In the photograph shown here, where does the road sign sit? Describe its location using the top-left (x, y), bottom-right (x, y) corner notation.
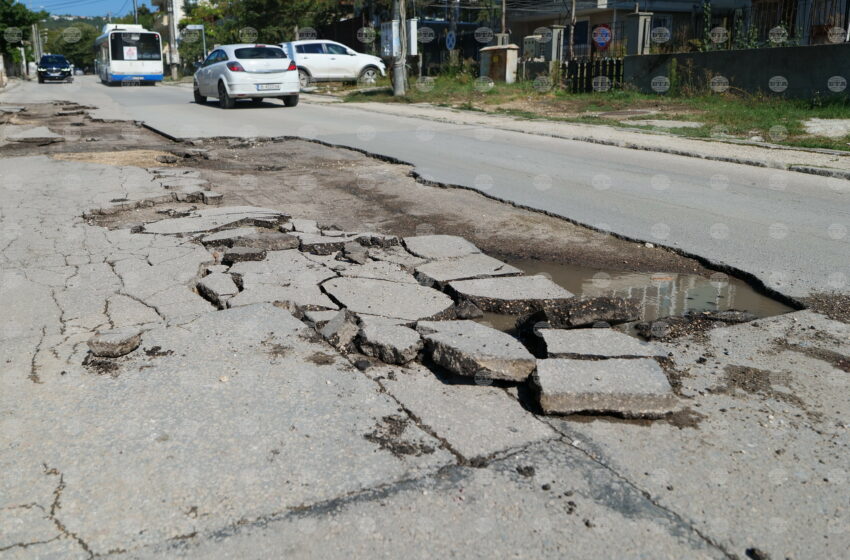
top-left (592, 24), bottom-right (612, 49)
top-left (186, 24), bottom-right (204, 30)
top-left (446, 30), bottom-right (456, 51)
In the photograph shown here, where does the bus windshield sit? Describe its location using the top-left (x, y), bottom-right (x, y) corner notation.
top-left (110, 32), bottom-right (161, 61)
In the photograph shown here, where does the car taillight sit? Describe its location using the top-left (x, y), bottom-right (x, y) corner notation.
top-left (287, 61), bottom-right (297, 71)
top-left (226, 61), bottom-right (245, 72)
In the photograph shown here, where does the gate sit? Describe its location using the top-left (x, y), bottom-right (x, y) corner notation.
top-left (562, 58), bottom-right (624, 93)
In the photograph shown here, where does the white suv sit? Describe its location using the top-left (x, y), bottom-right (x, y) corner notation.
top-left (193, 44), bottom-right (300, 109)
top-left (281, 40), bottom-right (386, 88)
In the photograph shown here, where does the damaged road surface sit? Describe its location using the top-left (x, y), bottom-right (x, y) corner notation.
top-left (1, 101), bottom-right (849, 560)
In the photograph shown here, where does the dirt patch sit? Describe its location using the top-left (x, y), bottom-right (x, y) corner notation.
top-left (179, 137), bottom-right (712, 275)
top-left (82, 353), bottom-right (121, 377)
top-left (721, 365), bottom-right (807, 410)
top-left (261, 336), bottom-right (292, 360)
top-left (363, 414), bottom-right (435, 457)
top-left (801, 293), bottom-right (850, 324)
top-left (306, 351), bottom-right (336, 365)
top-left (52, 149), bottom-right (173, 167)
top-left (777, 343), bottom-right (850, 374)
top-left (144, 346), bottom-right (173, 358)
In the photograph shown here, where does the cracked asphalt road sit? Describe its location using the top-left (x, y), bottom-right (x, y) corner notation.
top-left (3, 76), bottom-right (848, 298)
top-left (1, 93), bottom-right (849, 559)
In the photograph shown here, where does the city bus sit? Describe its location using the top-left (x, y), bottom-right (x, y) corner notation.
top-left (94, 24), bottom-right (163, 84)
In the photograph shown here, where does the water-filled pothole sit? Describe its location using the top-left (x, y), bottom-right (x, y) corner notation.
top-left (478, 258), bottom-right (794, 333)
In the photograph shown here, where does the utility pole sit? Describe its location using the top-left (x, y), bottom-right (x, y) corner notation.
top-left (392, 0), bottom-right (406, 95)
top-left (569, 0), bottom-right (576, 60)
top-left (501, 0), bottom-right (506, 35)
top-left (133, 0), bottom-right (138, 25)
top-left (167, 0), bottom-right (179, 80)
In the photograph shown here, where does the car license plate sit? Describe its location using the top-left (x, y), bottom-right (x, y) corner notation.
top-left (256, 84), bottom-right (280, 91)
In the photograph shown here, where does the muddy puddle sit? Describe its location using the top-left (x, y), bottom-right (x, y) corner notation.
top-left (478, 258), bottom-right (794, 334)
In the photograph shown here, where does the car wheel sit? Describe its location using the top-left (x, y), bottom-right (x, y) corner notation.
top-left (298, 69), bottom-right (311, 89)
top-left (193, 84), bottom-right (206, 104)
top-left (218, 82), bottom-right (235, 109)
top-left (38, 77), bottom-right (44, 84)
top-left (282, 95), bottom-right (299, 107)
top-left (358, 66), bottom-right (379, 86)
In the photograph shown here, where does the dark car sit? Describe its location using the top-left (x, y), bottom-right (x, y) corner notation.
top-left (37, 54), bottom-right (73, 83)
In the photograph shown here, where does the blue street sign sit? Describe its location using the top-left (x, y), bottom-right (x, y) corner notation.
top-left (446, 31), bottom-right (456, 50)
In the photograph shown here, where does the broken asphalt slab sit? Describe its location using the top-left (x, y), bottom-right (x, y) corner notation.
top-left (534, 358), bottom-right (677, 417)
top-left (323, 277), bottom-right (455, 321)
top-left (417, 320), bottom-right (536, 382)
top-left (449, 275), bottom-right (574, 314)
top-left (541, 328), bottom-right (666, 359)
top-left (141, 206), bottom-right (289, 235)
top-left (415, 253), bottom-right (522, 286)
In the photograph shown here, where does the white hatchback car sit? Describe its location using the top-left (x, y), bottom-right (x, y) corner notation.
top-left (193, 44), bottom-right (300, 109)
top-left (280, 40), bottom-right (386, 88)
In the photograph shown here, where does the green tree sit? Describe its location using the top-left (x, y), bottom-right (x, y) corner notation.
top-left (0, 0), bottom-right (47, 65)
top-left (45, 22), bottom-right (99, 70)
top-left (116, 4), bottom-right (156, 30)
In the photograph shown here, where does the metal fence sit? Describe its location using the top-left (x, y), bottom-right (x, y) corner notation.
top-left (563, 57), bottom-right (624, 94)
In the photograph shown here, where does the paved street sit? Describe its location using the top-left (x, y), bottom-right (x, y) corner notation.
top-left (1, 83), bottom-right (849, 560)
top-left (3, 76), bottom-right (848, 299)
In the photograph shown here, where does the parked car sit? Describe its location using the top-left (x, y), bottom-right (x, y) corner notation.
top-left (280, 40), bottom-right (385, 88)
top-left (37, 54), bottom-right (73, 83)
top-left (193, 44), bottom-right (300, 109)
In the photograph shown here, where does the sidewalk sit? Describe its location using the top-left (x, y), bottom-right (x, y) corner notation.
top-left (324, 98), bottom-right (850, 178)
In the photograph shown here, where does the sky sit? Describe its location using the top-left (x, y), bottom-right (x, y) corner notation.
top-left (24, 0), bottom-right (154, 18)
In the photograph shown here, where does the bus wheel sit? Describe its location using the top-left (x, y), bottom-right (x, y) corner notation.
top-left (218, 82), bottom-right (235, 109)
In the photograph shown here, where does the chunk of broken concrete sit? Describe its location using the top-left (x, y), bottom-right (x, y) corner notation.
top-left (367, 245), bottom-right (427, 271)
top-left (403, 235), bottom-right (480, 260)
top-left (143, 206), bottom-right (288, 235)
top-left (416, 320), bottom-right (536, 382)
top-left (333, 260), bottom-right (418, 284)
top-left (291, 218), bottom-right (320, 234)
top-left (518, 297), bottom-right (642, 333)
top-left (323, 277), bottom-right (454, 321)
top-left (197, 272), bottom-right (239, 308)
top-left (454, 299), bottom-right (484, 319)
top-left (222, 246), bottom-right (267, 266)
top-left (87, 327), bottom-right (142, 358)
top-left (303, 309), bottom-right (340, 328)
top-left (295, 232), bottom-right (360, 255)
top-left (534, 358), bottom-right (676, 418)
top-left (201, 227), bottom-right (258, 247)
top-left (6, 126), bottom-right (65, 144)
top-left (449, 276), bottom-right (574, 314)
top-left (355, 232), bottom-right (400, 248)
top-left (227, 284), bottom-right (338, 311)
top-left (238, 232), bottom-right (299, 251)
top-left (540, 329), bottom-right (665, 359)
top-left (320, 309), bottom-right (360, 352)
top-left (415, 253), bottom-right (522, 286)
top-left (342, 241), bottom-right (369, 265)
top-left (358, 323), bottom-right (423, 365)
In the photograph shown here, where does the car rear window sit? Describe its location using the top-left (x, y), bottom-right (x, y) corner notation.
top-left (234, 47), bottom-right (287, 59)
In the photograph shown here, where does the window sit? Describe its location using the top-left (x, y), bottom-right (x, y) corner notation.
top-left (295, 43), bottom-right (325, 54)
top-left (110, 32), bottom-right (161, 61)
top-left (325, 43), bottom-right (348, 55)
top-left (234, 47), bottom-right (287, 59)
top-left (202, 50), bottom-right (222, 67)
